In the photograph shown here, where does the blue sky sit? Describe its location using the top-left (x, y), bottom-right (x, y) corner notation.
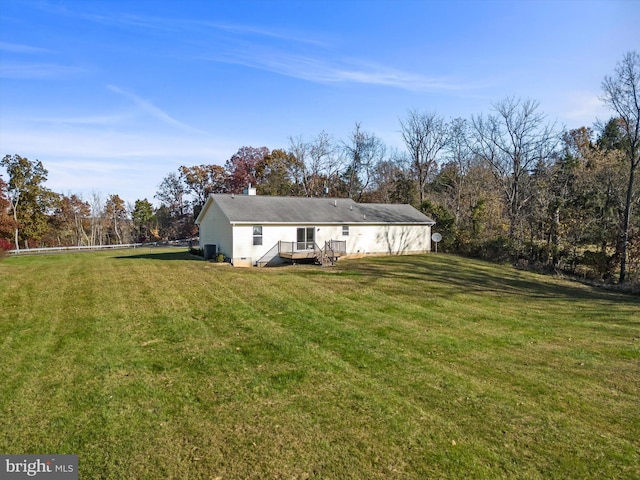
top-left (1, 0), bottom-right (638, 205)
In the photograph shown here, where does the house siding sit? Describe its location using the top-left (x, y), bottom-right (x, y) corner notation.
top-left (343, 224), bottom-right (431, 255)
top-left (198, 201), bottom-right (233, 259)
top-left (218, 223), bottom-right (431, 266)
top-left (231, 224), bottom-right (270, 266)
top-left (231, 225), bottom-right (305, 266)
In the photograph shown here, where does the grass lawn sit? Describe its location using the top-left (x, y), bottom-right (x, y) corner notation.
top-left (0, 249), bottom-right (638, 479)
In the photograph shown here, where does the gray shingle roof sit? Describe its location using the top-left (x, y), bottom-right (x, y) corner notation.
top-left (201, 194), bottom-right (435, 225)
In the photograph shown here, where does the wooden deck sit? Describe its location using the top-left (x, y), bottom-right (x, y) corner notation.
top-left (278, 250), bottom-right (318, 260)
top-left (256, 240), bottom-right (347, 267)
top-left (278, 240), bottom-right (347, 265)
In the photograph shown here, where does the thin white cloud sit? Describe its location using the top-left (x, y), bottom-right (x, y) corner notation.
top-left (25, 3), bottom-right (464, 92)
top-left (0, 125), bottom-right (235, 203)
top-left (42, 158), bottom-right (166, 204)
top-left (34, 2), bottom-right (326, 46)
top-left (106, 85), bottom-right (205, 133)
top-left (48, 159), bottom-right (137, 174)
top-left (33, 2), bottom-right (322, 49)
top-left (333, 64), bottom-right (461, 91)
top-left (0, 63), bottom-right (88, 79)
top-left (209, 49), bottom-right (468, 92)
top-left (201, 21), bottom-right (328, 47)
top-left (0, 125), bottom-right (232, 161)
top-left (563, 92), bottom-right (607, 120)
top-left (548, 90), bottom-right (609, 128)
top-left (0, 42), bottom-right (52, 54)
top-left (31, 113), bottom-right (135, 127)
top-left (29, 3), bottom-right (450, 91)
top-left (31, 2), bottom-right (179, 33)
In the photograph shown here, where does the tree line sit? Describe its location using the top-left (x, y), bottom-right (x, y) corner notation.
top-left (1, 52), bottom-right (638, 285)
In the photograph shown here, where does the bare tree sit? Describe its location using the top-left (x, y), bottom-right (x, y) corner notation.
top-left (89, 191), bottom-right (105, 246)
top-left (288, 135), bottom-right (310, 193)
top-left (442, 117), bottom-right (473, 223)
top-left (471, 97), bottom-right (558, 247)
top-left (341, 122), bottom-right (386, 200)
top-left (369, 149), bottom-right (408, 203)
top-left (601, 51), bottom-right (640, 283)
top-left (290, 131), bottom-right (341, 197)
top-left (399, 110), bottom-right (448, 204)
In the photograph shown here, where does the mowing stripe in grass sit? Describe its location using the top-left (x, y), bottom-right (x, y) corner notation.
top-left (1, 250), bottom-right (638, 479)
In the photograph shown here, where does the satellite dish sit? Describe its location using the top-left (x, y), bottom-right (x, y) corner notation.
top-left (431, 232), bottom-right (442, 253)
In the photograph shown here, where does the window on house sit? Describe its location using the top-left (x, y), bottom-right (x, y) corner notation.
top-left (296, 227), bottom-right (315, 250)
top-left (253, 226), bottom-right (263, 246)
top-left (342, 225), bottom-right (349, 236)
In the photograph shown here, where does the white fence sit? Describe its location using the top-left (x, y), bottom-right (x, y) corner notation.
top-left (7, 241), bottom-right (192, 255)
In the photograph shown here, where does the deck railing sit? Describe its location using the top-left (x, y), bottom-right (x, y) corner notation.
top-left (326, 240), bottom-right (347, 254)
top-left (278, 241), bottom-right (295, 254)
top-left (257, 239), bottom-right (347, 267)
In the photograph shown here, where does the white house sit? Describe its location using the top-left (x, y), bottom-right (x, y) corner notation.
top-left (195, 190), bottom-right (436, 267)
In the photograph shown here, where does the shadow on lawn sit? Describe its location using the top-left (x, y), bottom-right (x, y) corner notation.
top-left (115, 250), bottom-right (202, 261)
top-left (336, 255), bottom-right (640, 305)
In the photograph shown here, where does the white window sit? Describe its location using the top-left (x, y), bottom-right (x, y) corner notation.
top-left (342, 225), bottom-right (349, 236)
top-left (253, 226), bottom-right (263, 246)
top-left (296, 227), bottom-right (315, 250)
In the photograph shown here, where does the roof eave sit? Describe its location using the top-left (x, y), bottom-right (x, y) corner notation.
top-left (229, 221), bottom-right (436, 226)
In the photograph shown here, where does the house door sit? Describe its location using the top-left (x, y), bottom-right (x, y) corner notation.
top-left (296, 227), bottom-right (315, 250)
